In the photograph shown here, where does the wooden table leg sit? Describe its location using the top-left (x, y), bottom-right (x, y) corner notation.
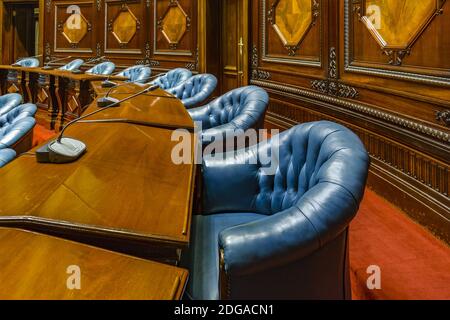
top-left (36, 74), bottom-right (57, 129)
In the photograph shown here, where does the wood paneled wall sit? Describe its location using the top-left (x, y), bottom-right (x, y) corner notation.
top-left (250, 0), bottom-right (450, 243)
top-left (42, 0), bottom-right (203, 72)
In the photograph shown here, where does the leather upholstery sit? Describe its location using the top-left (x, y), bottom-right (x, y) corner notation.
top-left (0, 148), bottom-right (16, 168)
top-left (150, 68), bottom-right (192, 90)
top-left (0, 93), bottom-right (23, 117)
top-left (86, 62), bottom-right (115, 75)
top-left (166, 74), bottom-right (217, 108)
top-left (0, 103), bottom-right (37, 149)
top-left (182, 121), bottom-right (370, 299)
top-left (59, 59), bottom-right (84, 71)
top-left (117, 65), bottom-right (151, 84)
top-left (15, 58), bottom-right (40, 67)
top-left (188, 86), bottom-right (269, 147)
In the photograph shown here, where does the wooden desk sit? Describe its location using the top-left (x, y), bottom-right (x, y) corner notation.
top-left (0, 65), bottom-right (36, 101)
top-left (0, 228), bottom-right (188, 300)
top-left (0, 86), bottom-right (196, 263)
top-left (0, 65), bottom-right (127, 130)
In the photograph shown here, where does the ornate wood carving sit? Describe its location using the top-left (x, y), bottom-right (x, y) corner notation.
top-left (436, 110), bottom-right (450, 127)
top-left (251, 45), bottom-right (271, 80)
top-left (311, 47), bottom-right (358, 99)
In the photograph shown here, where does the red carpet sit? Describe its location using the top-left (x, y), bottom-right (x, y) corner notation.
top-left (32, 124), bottom-right (57, 147)
top-left (350, 188), bottom-right (450, 300)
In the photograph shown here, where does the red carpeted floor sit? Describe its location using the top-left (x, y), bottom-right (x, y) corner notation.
top-left (350, 189), bottom-right (450, 300)
top-left (31, 125), bottom-right (450, 300)
top-left (32, 124), bottom-right (57, 147)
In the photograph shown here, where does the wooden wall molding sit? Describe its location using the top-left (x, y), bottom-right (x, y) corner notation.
top-left (251, 79), bottom-right (450, 143)
top-left (311, 47), bottom-right (359, 98)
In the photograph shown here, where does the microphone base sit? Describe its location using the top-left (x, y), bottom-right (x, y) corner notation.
top-left (42, 66), bottom-right (55, 70)
top-left (101, 80), bottom-right (117, 88)
top-left (36, 137), bottom-right (86, 164)
top-left (71, 69), bottom-right (84, 74)
top-left (97, 97), bottom-right (120, 108)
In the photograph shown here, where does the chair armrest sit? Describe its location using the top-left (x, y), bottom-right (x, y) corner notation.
top-left (218, 181), bottom-right (361, 277)
top-left (201, 146), bottom-right (261, 214)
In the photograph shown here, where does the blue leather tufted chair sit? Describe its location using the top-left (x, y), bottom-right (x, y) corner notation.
top-left (117, 65), bottom-right (151, 84)
top-left (86, 62), bottom-right (116, 75)
top-left (59, 59), bottom-right (84, 71)
top-left (0, 103), bottom-right (37, 151)
top-left (14, 58), bottom-right (40, 67)
top-left (0, 148), bottom-right (16, 168)
top-left (150, 68), bottom-right (192, 90)
top-left (166, 74), bottom-right (217, 108)
top-left (183, 121), bottom-right (370, 300)
top-left (188, 86), bottom-right (269, 148)
top-left (0, 93), bottom-right (23, 117)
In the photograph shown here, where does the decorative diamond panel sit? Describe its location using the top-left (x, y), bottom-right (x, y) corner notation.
top-left (62, 13), bottom-right (89, 44)
top-left (273, 0), bottom-right (313, 47)
top-left (112, 9), bottom-right (138, 44)
top-left (362, 0), bottom-right (438, 48)
top-left (160, 2), bottom-right (188, 46)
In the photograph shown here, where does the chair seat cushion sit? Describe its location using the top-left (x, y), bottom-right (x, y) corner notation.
top-left (183, 212), bottom-right (266, 300)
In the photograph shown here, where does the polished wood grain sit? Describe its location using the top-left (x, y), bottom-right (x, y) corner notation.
top-left (0, 228), bottom-right (188, 300)
top-left (0, 87), bottom-right (196, 261)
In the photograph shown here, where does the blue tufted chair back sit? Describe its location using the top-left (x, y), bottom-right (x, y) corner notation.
top-left (59, 59), bottom-right (84, 71)
top-left (203, 121), bottom-right (369, 219)
top-left (0, 103), bottom-right (37, 125)
top-left (167, 74), bottom-right (217, 108)
top-left (150, 68), bottom-right (192, 90)
top-left (117, 65), bottom-right (151, 83)
top-left (0, 93), bottom-right (23, 117)
top-left (15, 58), bottom-right (40, 67)
top-left (188, 86), bottom-right (269, 147)
top-left (86, 62), bottom-right (115, 75)
top-left (0, 104), bottom-right (36, 149)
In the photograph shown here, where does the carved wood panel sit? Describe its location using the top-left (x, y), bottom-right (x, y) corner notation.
top-left (53, 1), bottom-right (95, 53)
top-left (43, 0), bottom-right (200, 70)
top-left (346, 0), bottom-right (450, 82)
top-left (154, 0), bottom-right (197, 58)
top-left (104, 0), bottom-right (145, 55)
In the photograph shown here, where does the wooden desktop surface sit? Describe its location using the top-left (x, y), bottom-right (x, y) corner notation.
top-left (0, 228), bottom-right (188, 300)
top-left (0, 65), bottom-right (128, 81)
top-left (0, 86), bottom-right (196, 261)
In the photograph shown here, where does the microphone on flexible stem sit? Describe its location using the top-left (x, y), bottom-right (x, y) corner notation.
top-left (12, 54), bottom-right (43, 67)
top-left (71, 56), bottom-right (107, 74)
top-left (35, 84), bottom-right (160, 164)
top-left (42, 56), bottom-right (73, 70)
top-left (97, 79), bottom-right (154, 108)
top-left (101, 64), bottom-right (152, 88)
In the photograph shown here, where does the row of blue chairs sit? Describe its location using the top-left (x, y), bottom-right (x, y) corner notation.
top-left (0, 94), bottom-right (37, 167)
top-left (15, 58), bottom-right (220, 109)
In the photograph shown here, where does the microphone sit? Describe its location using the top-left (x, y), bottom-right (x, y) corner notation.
top-left (42, 56), bottom-right (73, 70)
top-left (100, 64), bottom-right (152, 88)
top-left (12, 54), bottom-right (43, 67)
top-left (97, 79), bottom-right (156, 108)
top-left (35, 84), bottom-right (160, 164)
top-left (71, 56), bottom-right (107, 74)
